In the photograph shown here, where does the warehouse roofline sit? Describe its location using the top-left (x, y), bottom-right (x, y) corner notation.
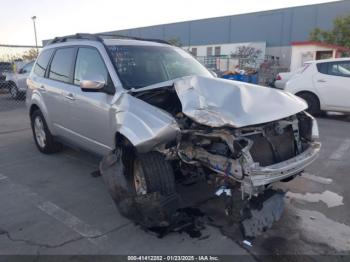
top-left (104, 0), bottom-right (344, 33)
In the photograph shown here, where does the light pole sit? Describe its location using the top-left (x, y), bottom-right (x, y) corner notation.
top-left (31, 16), bottom-right (38, 54)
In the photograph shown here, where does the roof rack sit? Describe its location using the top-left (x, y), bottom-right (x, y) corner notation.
top-left (47, 33), bottom-right (171, 46)
top-left (47, 33), bottom-right (103, 45)
top-left (97, 33), bottom-right (171, 45)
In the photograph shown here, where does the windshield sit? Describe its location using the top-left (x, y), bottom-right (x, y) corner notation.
top-left (107, 45), bottom-right (212, 89)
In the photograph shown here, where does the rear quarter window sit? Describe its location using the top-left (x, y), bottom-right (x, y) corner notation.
top-left (316, 62), bottom-right (328, 74)
top-left (34, 49), bottom-right (54, 77)
top-left (316, 61), bottom-right (350, 77)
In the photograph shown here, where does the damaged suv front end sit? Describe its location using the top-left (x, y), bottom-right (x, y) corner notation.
top-left (102, 41), bottom-right (321, 237)
top-left (127, 76), bottom-right (320, 196)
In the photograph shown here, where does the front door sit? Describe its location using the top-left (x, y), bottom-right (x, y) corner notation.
top-left (63, 47), bottom-right (115, 155)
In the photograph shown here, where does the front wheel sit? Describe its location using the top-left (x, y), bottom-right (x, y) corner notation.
top-left (101, 150), bottom-right (179, 228)
top-left (297, 93), bottom-right (320, 115)
top-left (30, 110), bottom-right (62, 154)
top-left (132, 152), bottom-right (177, 196)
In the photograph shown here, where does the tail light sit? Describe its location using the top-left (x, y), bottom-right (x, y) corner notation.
top-left (276, 74), bottom-right (282, 81)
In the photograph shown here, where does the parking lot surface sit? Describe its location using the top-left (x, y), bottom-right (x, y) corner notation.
top-left (1, 94), bottom-right (350, 259)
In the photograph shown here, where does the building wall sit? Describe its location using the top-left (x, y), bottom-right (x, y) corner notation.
top-left (290, 45), bottom-right (335, 71)
top-left (184, 42), bottom-right (266, 58)
top-left (105, 1), bottom-right (350, 48)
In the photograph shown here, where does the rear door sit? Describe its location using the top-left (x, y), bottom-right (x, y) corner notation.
top-left (45, 47), bottom-right (77, 136)
top-left (314, 60), bottom-right (350, 111)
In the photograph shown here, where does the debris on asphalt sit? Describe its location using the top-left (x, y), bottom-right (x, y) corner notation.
top-left (240, 189), bottom-right (285, 238)
top-left (243, 240), bottom-right (253, 247)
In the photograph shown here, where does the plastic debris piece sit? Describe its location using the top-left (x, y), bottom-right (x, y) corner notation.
top-left (243, 240), bottom-right (253, 247)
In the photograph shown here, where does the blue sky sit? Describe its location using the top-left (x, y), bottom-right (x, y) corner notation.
top-left (0, 0), bottom-right (341, 45)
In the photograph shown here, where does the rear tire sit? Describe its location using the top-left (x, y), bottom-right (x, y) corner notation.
top-left (30, 109), bottom-right (62, 154)
top-left (297, 92), bottom-right (320, 115)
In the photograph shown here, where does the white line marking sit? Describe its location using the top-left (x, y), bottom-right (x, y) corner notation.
top-left (286, 190), bottom-right (344, 208)
top-left (301, 172), bottom-right (333, 185)
top-left (0, 174), bottom-right (8, 181)
top-left (330, 139), bottom-right (350, 160)
top-left (37, 201), bottom-right (107, 244)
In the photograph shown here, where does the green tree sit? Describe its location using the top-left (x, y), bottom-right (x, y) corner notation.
top-left (310, 15), bottom-right (350, 48)
top-left (22, 48), bottom-right (39, 61)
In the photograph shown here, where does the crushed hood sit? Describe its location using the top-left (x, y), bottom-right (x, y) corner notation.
top-left (173, 76), bottom-right (307, 128)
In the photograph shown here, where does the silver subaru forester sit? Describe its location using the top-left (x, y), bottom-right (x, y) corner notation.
top-left (27, 34), bottom-right (320, 236)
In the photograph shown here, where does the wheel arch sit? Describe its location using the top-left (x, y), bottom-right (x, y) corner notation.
top-left (29, 104), bottom-right (40, 117)
top-left (28, 100), bottom-right (54, 135)
top-left (295, 91), bottom-right (321, 108)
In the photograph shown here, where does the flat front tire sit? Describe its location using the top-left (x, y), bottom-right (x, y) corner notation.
top-left (30, 110), bottom-right (61, 154)
top-left (132, 152), bottom-right (177, 196)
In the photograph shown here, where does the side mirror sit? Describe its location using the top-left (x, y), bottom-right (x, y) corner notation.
top-left (80, 75), bottom-right (106, 92)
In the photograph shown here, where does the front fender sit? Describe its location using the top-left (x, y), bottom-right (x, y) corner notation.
top-left (114, 93), bottom-right (180, 153)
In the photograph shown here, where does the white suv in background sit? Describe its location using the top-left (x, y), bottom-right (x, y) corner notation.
top-left (284, 58), bottom-right (350, 115)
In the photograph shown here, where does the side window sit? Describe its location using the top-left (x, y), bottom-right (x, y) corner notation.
top-left (317, 61), bottom-right (350, 77)
top-left (74, 47), bottom-right (109, 86)
top-left (328, 61), bottom-right (350, 77)
top-left (49, 48), bottom-right (75, 83)
top-left (33, 49), bottom-right (54, 77)
top-left (316, 62), bottom-right (328, 74)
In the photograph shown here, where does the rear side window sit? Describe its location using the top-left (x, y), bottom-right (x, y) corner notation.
top-left (316, 62), bottom-right (328, 74)
top-left (329, 61), bottom-right (350, 77)
top-left (317, 61), bottom-right (350, 77)
top-left (34, 49), bottom-right (54, 77)
top-left (49, 48), bottom-right (75, 83)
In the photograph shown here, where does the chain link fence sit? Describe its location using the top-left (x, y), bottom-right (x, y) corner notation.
top-left (196, 56), bottom-right (288, 86)
top-left (0, 44), bottom-right (41, 112)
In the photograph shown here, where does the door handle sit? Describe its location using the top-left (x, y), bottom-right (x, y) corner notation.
top-left (317, 79), bottom-right (327, 83)
top-left (64, 93), bottom-right (75, 100)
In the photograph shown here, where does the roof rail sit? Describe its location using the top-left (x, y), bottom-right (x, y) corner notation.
top-left (96, 33), bottom-right (171, 45)
top-left (47, 33), bottom-right (103, 45)
top-left (46, 33), bottom-right (171, 46)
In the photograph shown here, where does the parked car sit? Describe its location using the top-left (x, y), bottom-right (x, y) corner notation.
top-left (6, 61), bottom-right (34, 99)
top-left (0, 62), bottom-right (12, 89)
top-left (26, 34), bottom-right (321, 237)
top-left (283, 58), bottom-right (350, 114)
top-left (274, 62), bottom-right (311, 89)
